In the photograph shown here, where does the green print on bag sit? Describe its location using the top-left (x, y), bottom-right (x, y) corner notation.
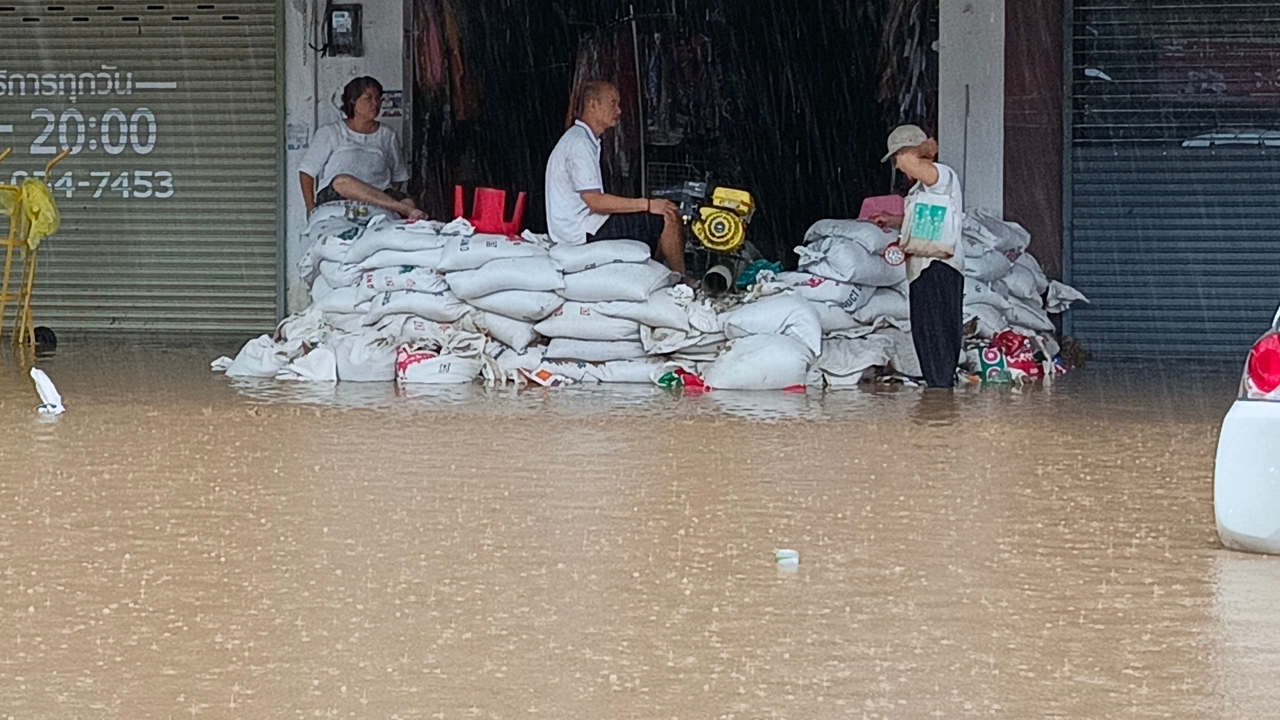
top-left (909, 201), bottom-right (948, 244)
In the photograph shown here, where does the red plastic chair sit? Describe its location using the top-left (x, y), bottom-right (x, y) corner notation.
top-left (453, 186), bottom-right (527, 236)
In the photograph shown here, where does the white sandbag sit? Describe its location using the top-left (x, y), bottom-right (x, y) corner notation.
top-left (344, 218), bottom-right (448, 264)
top-left (318, 260), bottom-right (363, 289)
top-left (641, 325), bottom-right (727, 357)
top-left (810, 301), bottom-right (860, 334)
top-left (968, 208), bottom-right (1031, 255)
top-left (774, 271), bottom-right (863, 306)
top-left (796, 235), bottom-right (906, 287)
top-left (963, 277), bottom-right (1012, 311)
top-left (1006, 298), bottom-right (1055, 333)
top-left (307, 203), bottom-right (395, 228)
top-left (395, 333), bottom-right (486, 385)
top-left (466, 290), bottom-right (563, 322)
top-left (1003, 264), bottom-right (1040, 301)
top-left (333, 333), bottom-right (397, 383)
top-left (364, 289), bottom-right (469, 324)
top-left (438, 234), bottom-right (548, 272)
top-left (485, 342), bottom-right (546, 382)
top-left (963, 237), bottom-right (1013, 283)
top-left (559, 260), bottom-right (679, 303)
top-left (1014, 252), bottom-right (1050, 295)
top-left (324, 313), bottom-right (366, 335)
top-left (310, 274), bottom-right (336, 304)
top-left (851, 285), bottom-right (910, 325)
top-left (310, 221), bottom-right (362, 264)
top-left (803, 218), bottom-right (898, 252)
top-left (225, 335), bottom-right (293, 378)
top-left (477, 311), bottom-right (539, 351)
top-left (964, 304), bottom-right (1007, 340)
top-left (551, 239), bottom-right (652, 273)
top-left (545, 338), bottom-right (648, 363)
top-left (534, 303), bottom-right (642, 341)
top-left (702, 334), bottom-right (814, 390)
top-left (591, 288), bottom-right (690, 331)
top-left (445, 256), bottom-right (564, 300)
top-left (819, 334), bottom-right (894, 386)
top-left (536, 357), bottom-right (669, 384)
top-left (276, 346), bottom-right (338, 383)
top-left (359, 247), bottom-right (445, 271)
top-left (356, 266), bottom-right (448, 302)
top-left (313, 286), bottom-right (365, 315)
top-left (721, 293), bottom-right (823, 355)
top-left (880, 328), bottom-right (923, 378)
top-left (373, 315), bottom-right (454, 347)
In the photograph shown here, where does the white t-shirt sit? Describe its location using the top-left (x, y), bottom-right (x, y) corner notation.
top-left (545, 120), bottom-right (609, 245)
top-left (299, 122), bottom-right (410, 192)
top-left (904, 162), bottom-right (965, 281)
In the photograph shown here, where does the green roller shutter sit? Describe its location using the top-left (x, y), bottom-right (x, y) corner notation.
top-left (0, 0), bottom-right (280, 334)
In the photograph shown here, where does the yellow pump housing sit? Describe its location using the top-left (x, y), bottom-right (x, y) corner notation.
top-left (691, 187), bottom-right (755, 254)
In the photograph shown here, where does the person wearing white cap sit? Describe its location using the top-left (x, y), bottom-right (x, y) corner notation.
top-left (871, 125), bottom-right (966, 389)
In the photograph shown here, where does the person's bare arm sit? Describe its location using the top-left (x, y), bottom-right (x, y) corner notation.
top-left (580, 191), bottom-right (650, 215)
top-left (300, 172), bottom-right (318, 215)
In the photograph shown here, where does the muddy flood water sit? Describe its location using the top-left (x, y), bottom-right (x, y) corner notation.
top-left (0, 343), bottom-right (1275, 719)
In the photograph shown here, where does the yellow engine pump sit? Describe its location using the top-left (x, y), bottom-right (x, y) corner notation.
top-left (690, 187), bottom-right (755, 254)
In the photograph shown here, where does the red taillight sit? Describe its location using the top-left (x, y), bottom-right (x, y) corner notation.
top-left (1246, 332), bottom-right (1280, 397)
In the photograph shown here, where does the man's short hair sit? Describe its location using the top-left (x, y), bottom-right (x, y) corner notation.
top-left (576, 80), bottom-right (617, 119)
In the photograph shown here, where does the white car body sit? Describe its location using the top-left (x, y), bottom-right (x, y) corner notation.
top-left (1215, 306), bottom-right (1280, 554)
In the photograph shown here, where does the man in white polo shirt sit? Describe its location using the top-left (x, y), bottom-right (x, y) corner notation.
top-left (544, 80), bottom-right (685, 275)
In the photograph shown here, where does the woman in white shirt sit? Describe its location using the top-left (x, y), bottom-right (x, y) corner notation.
top-left (299, 76), bottom-right (424, 220)
top-left (872, 125), bottom-right (966, 389)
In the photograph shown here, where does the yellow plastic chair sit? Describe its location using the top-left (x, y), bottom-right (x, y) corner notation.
top-left (0, 148), bottom-right (69, 346)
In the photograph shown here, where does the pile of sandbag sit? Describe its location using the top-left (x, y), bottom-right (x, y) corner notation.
top-left (214, 201), bottom-right (1089, 393)
top-left (960, 208), bottom-right (1088, 345)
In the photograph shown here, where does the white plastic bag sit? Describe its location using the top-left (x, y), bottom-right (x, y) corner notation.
top-left (702, 334), bottom-right (815, 390)
top-left (851, 285), bottom-right (910, 325)
top-left (356, 266), bottom-right (448, 302)
top-left (466, 290), bottom-right (563, 322)
top-left (559, 260), bottom-right (679, 303)
top-left (364, 289), bottom-right (469, 324)
top-left (478, 311), bottom-right (539, 351)
top-left (592, 288), bottom-right (691, 330)
top-left (721, 293), bottom-right (823, 355)
top-left (445, 256), bottom-right (564, 299)
top-left (1046, 280), bottom-right (1088, 314)
top-left (438, 234), bottom-right (548, 272)
top-left (225, 335), bottom-right (293, 378)
top-left (333, 333), bottom-right (397, 382)
top-left (534, 302), bottom-right (642, 341)
top-left (276, 346), bottom-right (338, 382)
top-left (545, 338), bottom-right (648, 362)
top-left (551, 239), bottom-right (652, 273)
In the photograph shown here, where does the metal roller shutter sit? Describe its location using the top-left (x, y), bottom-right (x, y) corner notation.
top-left (1068, 1), bottom-right (1280, 358)
top-left (0, 0), bottom-right (280, 334)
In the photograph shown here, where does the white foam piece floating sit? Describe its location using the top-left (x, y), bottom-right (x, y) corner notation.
top-left (31, 368), bottom-right (64, 415)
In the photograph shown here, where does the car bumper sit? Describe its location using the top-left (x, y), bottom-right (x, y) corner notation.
top-left (1216, 399), bottom-right (1280, 553)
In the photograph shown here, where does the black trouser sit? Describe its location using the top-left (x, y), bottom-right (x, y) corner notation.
top-left (909, 261), bottom-right (964, 389)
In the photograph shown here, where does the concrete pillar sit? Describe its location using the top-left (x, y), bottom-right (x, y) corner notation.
top-left (938, 0), bottom-right (1005, 214)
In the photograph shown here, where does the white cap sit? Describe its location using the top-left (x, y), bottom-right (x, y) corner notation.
top-left (882, 124), bottom-right (928, 162)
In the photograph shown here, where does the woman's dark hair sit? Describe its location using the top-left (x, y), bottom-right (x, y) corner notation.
top-left (340, 76), bottom-right (383, 119)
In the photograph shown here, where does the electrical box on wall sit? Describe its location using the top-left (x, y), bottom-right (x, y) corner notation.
top-left (326, 3), bottom-right (363, 57)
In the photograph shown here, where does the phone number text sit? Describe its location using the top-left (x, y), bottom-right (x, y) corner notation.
top-left (10, 170), bottom-right (174, 199)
